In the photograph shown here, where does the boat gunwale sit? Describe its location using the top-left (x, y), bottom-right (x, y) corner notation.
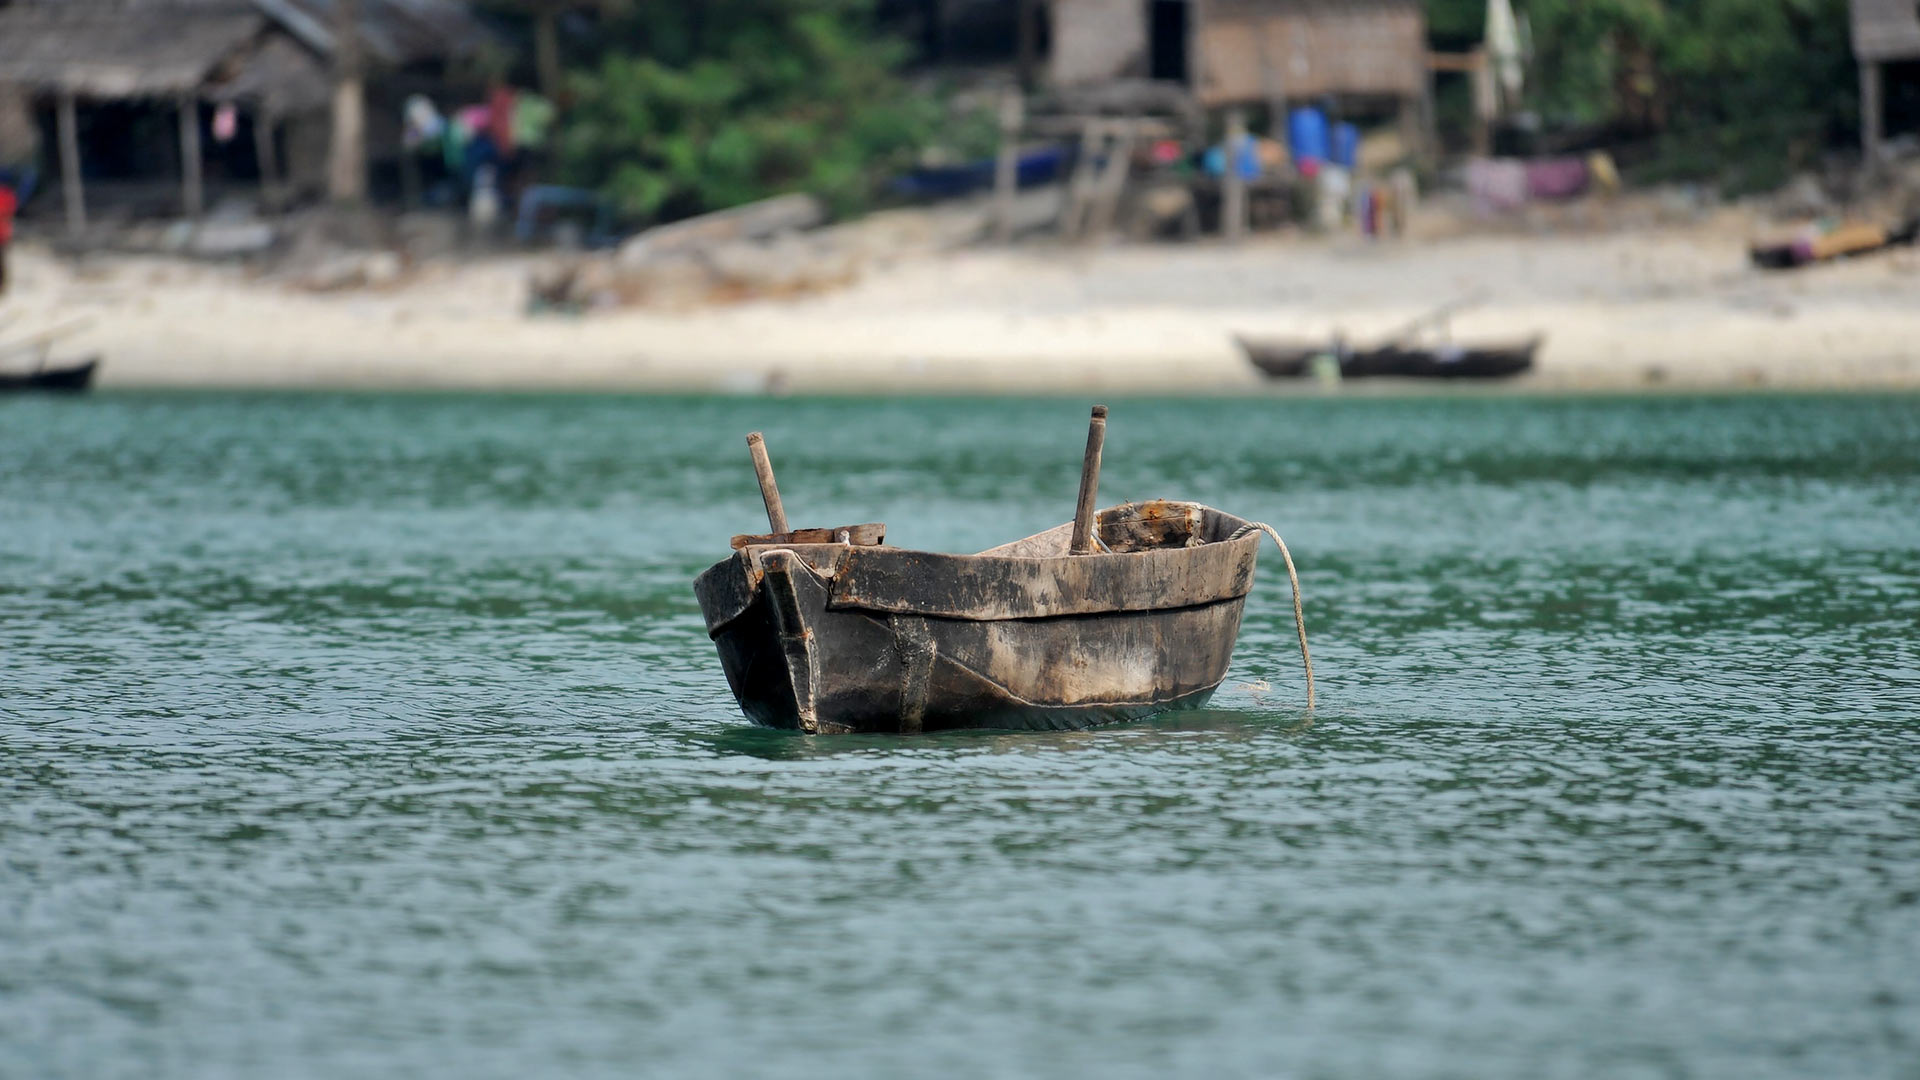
top-left (694, 501), bottom-right (1260, 636)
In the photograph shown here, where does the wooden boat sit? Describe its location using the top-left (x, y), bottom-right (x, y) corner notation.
top-left (1749, 217), bottom-right (1919, 270)
top-left (0, 354), bottom-right (99, 393)
top-left (1237, 334), bottom-right (1540, 380)
top-left (693, 409), bottom-right (1313, 734)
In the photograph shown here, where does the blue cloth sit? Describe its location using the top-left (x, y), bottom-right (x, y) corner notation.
top-left (1202, 136), bottom-right (1260, 180)
top-left (1332, 123), bottom-right (1360, 169)
top-left (0, 165), bottom-right (39, 204)
top-left (1288, 107), bottom-right (1329, 165)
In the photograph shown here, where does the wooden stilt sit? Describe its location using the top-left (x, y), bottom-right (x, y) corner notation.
top-left (179, 93), bottom-right (203, 218)
top-left (992, 88), bottom-right (1024, 244)
top-left (1861, 61), bottom-right (1884, 169)
top-left (253, 106), bottom-right (281, 212)
top-left (1222, 107), bottom-right (1247, 243)
top-left (57, 91), bottom-right (85, 237)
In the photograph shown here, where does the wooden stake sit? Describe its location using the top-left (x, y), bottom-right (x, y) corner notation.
top-left (1069, 405), bottom-right (1108, 555)
top-left (746, 432), bottom-right (789, 534)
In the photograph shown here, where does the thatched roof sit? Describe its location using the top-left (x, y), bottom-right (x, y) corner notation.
top-left (0, 7), bottom-right (267, 96)
top-left (0, 0), bottom-right (495, 99)
top-left (206, 34), bottom-right (332, 113)
top-left (1853, 0), bottom-right (1920, 62)
top-left (255, 0), bottom-right (496, 67)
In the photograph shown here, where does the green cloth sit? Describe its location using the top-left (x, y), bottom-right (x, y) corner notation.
top-left (512, 94), bottom-right (558, 151)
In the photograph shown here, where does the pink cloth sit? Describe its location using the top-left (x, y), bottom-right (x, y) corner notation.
top-left (1525, 157), bottom-right (1590, 200)
top-left (1467, 158), bottom-right (1528, 213)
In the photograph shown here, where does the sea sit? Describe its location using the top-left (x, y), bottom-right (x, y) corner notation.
top-left (4, 391), bottom-right (1917, 1078)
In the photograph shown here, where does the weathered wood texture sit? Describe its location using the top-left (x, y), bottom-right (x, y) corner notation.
top-left (1069, 405), bottom-right (1108, 555)
top-left (1195, 0), bottom-right (1428, 104)
top-left (1852, 0), bottom-right (1920, 61)
top-left (618, 193), bottom-right (824, 265)
top-left (1050, 0), bottom-right (1151, 86)
top-left (730, 523), bottom-right (885, 552)
top-left (694, 502), bottom-right (1264, 734)
top-left (744, 432), bottom-right (789, 534)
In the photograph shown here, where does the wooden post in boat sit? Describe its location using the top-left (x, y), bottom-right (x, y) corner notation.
top-left (1068, 405), bottom-right (1108, 555)
top-left (745, 432), bottom-right (790, 534)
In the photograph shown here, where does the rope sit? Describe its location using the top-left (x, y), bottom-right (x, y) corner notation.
top-left (1229, 522), bottom-right (1315, 710)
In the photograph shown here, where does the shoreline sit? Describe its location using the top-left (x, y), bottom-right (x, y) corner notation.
top-left (6, 216), bottom-right (1918, 394)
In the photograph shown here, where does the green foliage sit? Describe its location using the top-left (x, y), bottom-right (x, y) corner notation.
top-left (559, 1), bottom-right (938, 221)
top-left (1473, 0), bottom-right (1858, 192)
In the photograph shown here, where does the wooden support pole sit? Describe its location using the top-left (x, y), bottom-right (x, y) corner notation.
top-left (746, 432), bottom-right (790, 535)
top-left (253, 107), bottom-right (281, 212)
top-left (1861, 61), bottom-right (1884, 169)
top-left (534, 5), bottom-right (564, 101)
top-left (992, 88), bottom-right (1024, 244)
top-left (57, 91), bottom-right (85, 237)
top-left (1068, 405), bottom-right (1108, 556)
top-left (327, 0), bottom-right (367, 204)
top-left (1470, 49), bottom-right (1495, 157)
top-left (179, 94), bottom-right (203, 218)
top-left (1015, 0), bottom-right (1039, 91)
top-left (1222, 107), bottom-right (1247, 243)
top-left (1061, 121), bottom-right (1101, 239)
top-left (1086, 118), bottom-right (1136, 241)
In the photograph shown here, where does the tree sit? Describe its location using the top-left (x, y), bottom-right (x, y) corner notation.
top-left (1435, 0), bottom-right (1858, 191)
top-left (558, 0), bottom-right (936, 220)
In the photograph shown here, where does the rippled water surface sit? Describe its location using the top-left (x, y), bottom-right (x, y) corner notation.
top-left (4, 392), bottom-right (1919, 1078)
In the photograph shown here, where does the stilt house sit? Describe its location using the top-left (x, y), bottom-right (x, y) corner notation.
top-left (1852, 0), bottom-right (1920, 161)
top-left (0, 0), bottom-right (494, 232)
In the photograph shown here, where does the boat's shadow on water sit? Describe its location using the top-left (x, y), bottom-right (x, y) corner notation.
top-left (698, 706), bottom-right (1317, 761)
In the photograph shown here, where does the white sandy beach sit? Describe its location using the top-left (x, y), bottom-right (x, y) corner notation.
top-left (5, 208), bottom-right (1919, 393)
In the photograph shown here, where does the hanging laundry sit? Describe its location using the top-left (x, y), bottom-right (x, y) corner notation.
top-left (487, 85), bottom-right (517, 158)
top-left (1485, 0), bottom-right (1524, 112)
top-left (511, 93), bottom-right (557, 151)
top-left (403, 94), bottom-right (445, 150)
top-left (212, 103), bottom-right (238, 143)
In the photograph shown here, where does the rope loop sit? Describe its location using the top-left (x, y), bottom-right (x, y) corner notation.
top-left (1229, 522), bottom-right (1315, 710)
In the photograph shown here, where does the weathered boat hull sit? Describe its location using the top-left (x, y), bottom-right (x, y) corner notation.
top-left (0, 356), bottom-right (99, 394)
top-left (1236, 336), bottom-right (1539, 380)
top-left (694, 502), bottom-right (1262, 734)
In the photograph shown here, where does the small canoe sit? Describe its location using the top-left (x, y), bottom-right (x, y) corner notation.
top-left (1237, 335), bottom-right (1540, 380)
top-left (0, 355), bottom-right (99, 393)
top-left (693, 409), bottom-right (1312, 734)
top-left (1750, 218), bottom-right (1918, 270)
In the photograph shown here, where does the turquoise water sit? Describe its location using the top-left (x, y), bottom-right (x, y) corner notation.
top-left (4, 392), bottom-right (1918, 1078)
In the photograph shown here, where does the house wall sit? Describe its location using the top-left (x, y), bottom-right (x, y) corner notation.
top-left (1852, 0), bottom-right (1920, 62)
top-left (1193, 0), bottom-right (1426, 104)
top-left (282, 109), bottom-right (330, 200)
top-left (0, 85), bottom-right (36, 164)
top-left (1049, 0), bottom-right (1149, 86)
